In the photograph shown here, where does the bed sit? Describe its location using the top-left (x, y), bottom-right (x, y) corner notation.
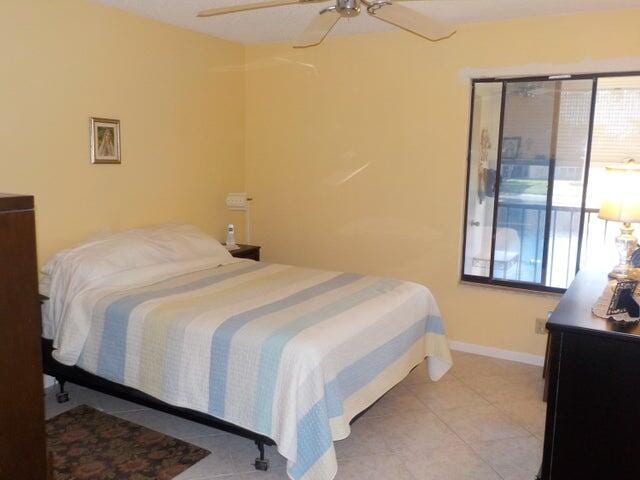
top-left (41, 224), bottom-right (452, 480)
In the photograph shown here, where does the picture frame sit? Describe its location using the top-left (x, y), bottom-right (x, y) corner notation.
top-left (501, 137), bottom-right (521, 160)
top-left (90, 117), bottom-right (121, 164)
top-left (607, 280), bottom-right (640, 318)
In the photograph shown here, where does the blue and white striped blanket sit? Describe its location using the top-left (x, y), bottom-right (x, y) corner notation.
top-left (55, 260), bottom-right (452, 480)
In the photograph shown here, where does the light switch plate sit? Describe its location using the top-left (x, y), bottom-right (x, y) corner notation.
top-left (226, 192), bottom-right (248, 211)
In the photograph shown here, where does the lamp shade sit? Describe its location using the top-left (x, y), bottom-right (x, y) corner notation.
top-left (598, 159), bottom-right (640, 223)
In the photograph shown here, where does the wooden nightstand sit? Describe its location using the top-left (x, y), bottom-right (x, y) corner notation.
top-left (227, 244), bottom-right (261, 261)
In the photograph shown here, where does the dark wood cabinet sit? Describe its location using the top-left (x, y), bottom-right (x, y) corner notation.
top-left (0, 194), bottom-right (47, 480)
top-left (541, 270), bottom-right (640, 479)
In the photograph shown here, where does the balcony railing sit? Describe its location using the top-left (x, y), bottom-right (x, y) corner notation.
top-left (494, 202), bottom-right (613, 289)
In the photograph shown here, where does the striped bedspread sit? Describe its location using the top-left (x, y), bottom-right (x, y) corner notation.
top-left (70, 260), bottom-right (452, 480)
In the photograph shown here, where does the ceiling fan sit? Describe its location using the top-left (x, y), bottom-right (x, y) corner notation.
top-left (197, 0), bottom-right (456, 48)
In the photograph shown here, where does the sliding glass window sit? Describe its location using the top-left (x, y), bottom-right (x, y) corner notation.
top-left (462, 73), bottom-right (640, 292)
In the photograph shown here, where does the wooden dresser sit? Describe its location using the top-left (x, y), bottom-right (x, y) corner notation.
top-left (0, 194), bottom-right (48, 479)
top-left (541, 269), bottom-right (640, 479)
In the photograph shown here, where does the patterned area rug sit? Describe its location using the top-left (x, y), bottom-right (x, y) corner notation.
top-left (47, 405), bottom-right (210, 480)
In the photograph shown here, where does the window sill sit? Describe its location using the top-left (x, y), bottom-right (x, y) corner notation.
top-left (460, 276), bottom-right (565, 297)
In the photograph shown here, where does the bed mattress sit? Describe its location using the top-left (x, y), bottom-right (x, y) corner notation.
top-left (48, 259), bottom-right (451, 480)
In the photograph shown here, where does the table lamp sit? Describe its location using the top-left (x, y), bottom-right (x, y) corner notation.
top-left (598, 159), bottom-right (640, 279)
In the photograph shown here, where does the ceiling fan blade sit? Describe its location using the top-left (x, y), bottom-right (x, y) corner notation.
top-left (198, 0), bottom-right (300, 17)
top-left (366, 2), bottom-right (455, 41)
top-left (293, 8), bottom-right (341, 48)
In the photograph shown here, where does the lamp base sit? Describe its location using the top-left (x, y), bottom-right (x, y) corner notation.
top-left (608, 223), bottom-right (640, 280)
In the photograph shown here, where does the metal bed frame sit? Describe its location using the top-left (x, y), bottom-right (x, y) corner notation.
top-left (42, 338), bottom-right (380, 471)
top-left (41, 337), bottom-right (275, 470)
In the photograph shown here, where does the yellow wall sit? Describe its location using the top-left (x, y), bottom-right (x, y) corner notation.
top-left (244, 9), bottom-right (640, 356)
top-left (4, 1), bottom-right (640, 357)
top-left (0, 0), bottom-right (246, 263)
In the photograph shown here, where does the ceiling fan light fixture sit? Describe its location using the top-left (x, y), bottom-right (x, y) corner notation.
top-left (335, 0), bottom-right (361, 17)
top-left (366, 0), bottom-right (392, 15)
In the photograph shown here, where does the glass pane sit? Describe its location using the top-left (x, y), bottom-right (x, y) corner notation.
top-left (494, 79), bottom-right (593, 287)
top-left (546, 79), bottom-right (594, 288)
top-left (581, 75), bottom-right (640, 273)
top-left (463, 82), bottom-right (503, 277)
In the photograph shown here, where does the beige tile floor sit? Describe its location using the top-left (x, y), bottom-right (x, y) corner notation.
top-left (44, 351), bottom-right (545, 480)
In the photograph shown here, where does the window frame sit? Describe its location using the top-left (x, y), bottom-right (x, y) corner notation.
top-left (460, 71), bottom-right (640, 294)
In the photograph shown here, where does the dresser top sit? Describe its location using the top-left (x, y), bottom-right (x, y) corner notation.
top-left (0, 194), bottom-right (34, 212)
top-left (548, 269), bottom-right (640, 342)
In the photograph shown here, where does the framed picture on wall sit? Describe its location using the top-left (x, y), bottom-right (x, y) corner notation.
top-left (501, 136), bottom-right (521, 160)
top-left (90, 117), bottom-right (121, 164)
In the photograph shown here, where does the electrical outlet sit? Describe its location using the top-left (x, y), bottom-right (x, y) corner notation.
top-left (535, 317), bottom-right (547, 335)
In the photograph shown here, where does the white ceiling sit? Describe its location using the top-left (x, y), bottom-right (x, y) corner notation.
top-left (91, 0), bottom-right (640, 45)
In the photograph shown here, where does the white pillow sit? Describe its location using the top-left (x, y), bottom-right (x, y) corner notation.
top-left (125, 223), bottom-right (232, 263)
top-left (41, 230), bottom-right (114, 277)
top-left (42, 223), bottom-right (231, 283)
top-left (43, 224), bottom-right (237, 364)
